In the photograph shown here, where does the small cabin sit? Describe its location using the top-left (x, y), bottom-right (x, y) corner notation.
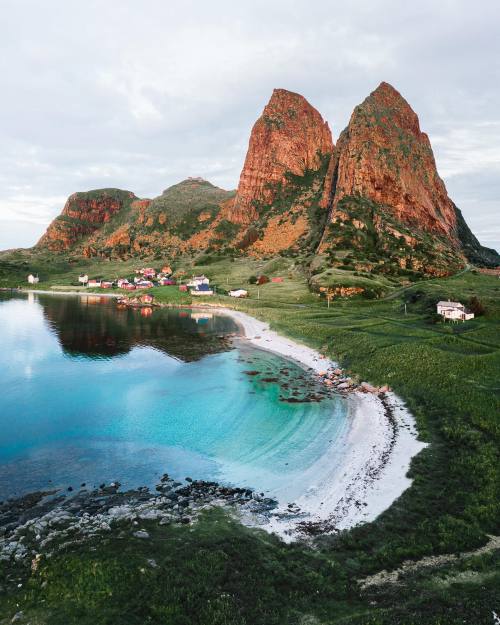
top-left (88, 279), bottom-right (102, 288)
top-left (229, 289), bottom-right (248, 298)
top-left (136, 280), bottom-right (153, 289)
top-left (437, 301), bottom-right (474, 321)
top-left (142, 268), bottom-right (156, 278)
top-left (27, 274), bottom-right (39, 284)
top-left (159, 278), bottom-right (176, 286)
top-left (117, 278), bottom-right (129, 288)
top-left (161, 265), bottom-right (173, 276)
top-left (187, 275), bottom-right (210, 288)
top-left (101, 281), bottom-right (113, 289)
top-left (78, 274), bottom-right (88, 285)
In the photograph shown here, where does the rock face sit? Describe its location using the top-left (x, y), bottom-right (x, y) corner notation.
top-left (227, 88), bottom-right (333, 224)
top-left (33, 84), bottom-right (498, 271)
top-left (318, 82), bottom-right (499, 275)
top-left (323, 82), bottom-right (458, 239)
top-left (37, 189), bottom-right (137, 252)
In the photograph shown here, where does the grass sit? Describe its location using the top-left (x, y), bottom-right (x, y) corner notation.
top-left (0, 257), bottom-right (499, 623)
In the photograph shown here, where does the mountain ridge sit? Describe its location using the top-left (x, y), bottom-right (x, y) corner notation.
top-left (33, 84), bottom-right (499, 275)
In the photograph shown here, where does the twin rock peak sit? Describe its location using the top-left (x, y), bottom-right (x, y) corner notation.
top-left (38, 82), bottom-right (499, 274)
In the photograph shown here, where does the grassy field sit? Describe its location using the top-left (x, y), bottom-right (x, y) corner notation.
top-left (0, 254), bottom-right (499, 624)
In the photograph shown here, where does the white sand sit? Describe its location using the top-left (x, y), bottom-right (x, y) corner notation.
top-left (214, 308), bottom-right (427, 540)
top-left (16, 291), bottom-right (426, 539)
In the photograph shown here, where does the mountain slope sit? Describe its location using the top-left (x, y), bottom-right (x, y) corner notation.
top-left (34, 84), bottom-right (498, 273)
top-left (318, 82), bottom-right (499, 277)
top-left (37, 189), bottom-right (138, 252)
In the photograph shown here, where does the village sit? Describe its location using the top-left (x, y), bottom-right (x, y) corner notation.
top-left (25, 270), bottom-right (479, 322)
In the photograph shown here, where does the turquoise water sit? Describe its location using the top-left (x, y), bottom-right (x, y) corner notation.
top-left (0, 293), bottom-right (348, 503)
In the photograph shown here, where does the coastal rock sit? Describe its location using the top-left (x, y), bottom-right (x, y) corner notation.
top-left (317, 82), bottom-right (500, 275)
top-left (37, 189), bottom-right (137, 252)
top-left (322, 82), bottom-right (458, 239)
top-left (227, 88), bottom-right (333, 225)
top-left (132, 530), bottom-right (150, 539)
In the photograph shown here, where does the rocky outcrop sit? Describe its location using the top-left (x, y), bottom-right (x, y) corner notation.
top-left (32, 85), bottom-right (498, 270)
top-left (227, 89), bottom-right (333, 224)
top-left (318, 81), bottom-right (499, 271)
top-left (322, 82), bottom-right (458, 239)
top-left (37, 189), bottom-right (137, 252)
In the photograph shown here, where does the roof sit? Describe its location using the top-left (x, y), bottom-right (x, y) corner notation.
top-left (437, 301), bottom-right (463, 308)
top-left (196, 283), bottom-right (212, 291)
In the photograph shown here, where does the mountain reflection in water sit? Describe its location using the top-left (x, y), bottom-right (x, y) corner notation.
top-left (36, 294), bottom-right (238, 361)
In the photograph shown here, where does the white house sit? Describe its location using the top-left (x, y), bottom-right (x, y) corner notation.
top-left (27, 274), bottom-right (39, 284)
top-left (187, 275), bottom-right (210, 288)
top-left (229, 289), bottom-right (248, 298)
top-left (78, 274), bottom-right (89, 285)
top-left (437, 301), bottom-right (474, 321)
top-left (88, 279), bottom-right (102, 288)
top-left (190, 283), bottom-right (214, 296)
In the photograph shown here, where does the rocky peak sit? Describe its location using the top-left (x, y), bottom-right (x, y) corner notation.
top-left (228, 88), bottom-right (333, 224)
top-left (323, 81), bottom-right (458, 240)
top-left (37, 189), bottom-right (137, 252)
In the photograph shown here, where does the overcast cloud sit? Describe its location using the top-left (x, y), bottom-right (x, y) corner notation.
top-left (1, 0), bottom-right (499, 250)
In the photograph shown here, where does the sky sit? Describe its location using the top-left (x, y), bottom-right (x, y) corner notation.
top-left (0, 0), bottom-right (499, 251)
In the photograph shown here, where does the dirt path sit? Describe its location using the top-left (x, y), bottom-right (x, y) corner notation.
top-left (359, 534), bottom-right (500, 589)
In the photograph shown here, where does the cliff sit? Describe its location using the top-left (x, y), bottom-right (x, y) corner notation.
top-left (227, 88), bottom-right (333, 225)
top-left (37, 189), bottom-right (137, 252)
top-left (319, 82), bottom-right (499, 275)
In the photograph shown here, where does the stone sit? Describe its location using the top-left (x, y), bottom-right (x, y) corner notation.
top-left (132, 530), bottom-right (150, 539)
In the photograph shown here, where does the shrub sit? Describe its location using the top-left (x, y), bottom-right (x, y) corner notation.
top-left (468, 296), bottom-right (486, 316)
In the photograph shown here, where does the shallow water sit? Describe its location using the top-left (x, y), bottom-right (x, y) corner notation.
top-left (0, 292), bottom-right (348, 503)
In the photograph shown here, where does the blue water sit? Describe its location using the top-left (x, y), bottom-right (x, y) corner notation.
top-left (0, 293), bottom-right (348, 503)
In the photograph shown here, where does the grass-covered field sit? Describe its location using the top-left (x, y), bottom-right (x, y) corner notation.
top-left (1, 252), bottom-right (499, 624)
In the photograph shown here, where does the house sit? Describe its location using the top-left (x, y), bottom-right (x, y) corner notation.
top-left (159, 278), bottom-right (176, 286)
top-left (136, 280), bottom-right (153, 289)
top-left (101, 281), bottom-right (114, 289)
top-left (161, 265), bottom-right (173, 276)
top-left (88, 279), bottom-right (102, 288)
top-left (186, 275), bottom-right (210, 288)
top-left (190, 283), bottom-right (214, 296)
top-left (436, 301), bottom-right (475, 321)
top-left (122, 282), bottom-right (136, 291)
top-left (78, 274), bottom-right (89, 285)
top-left (142, 268), bottom-right (156, 279)
top-left (117, 278), bottom-right (129, 288)
top-left (229, 289), bottom-right (248, 298)
top-left (27, 274), bottom-right (39, 284)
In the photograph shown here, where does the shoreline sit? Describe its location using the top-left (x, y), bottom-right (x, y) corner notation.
top-left (5, 290), bottom-right (427, 540)
top-left (212, 307), bottom-right (427, 540)
top-left (18, 288), bottom-right (122, 298)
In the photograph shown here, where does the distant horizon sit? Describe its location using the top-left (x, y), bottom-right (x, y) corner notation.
top-left (1, 1), bottom-right (499, 252)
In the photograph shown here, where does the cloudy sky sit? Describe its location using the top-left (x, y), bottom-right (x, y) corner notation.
top-left (1, 0), bottom-right (499, 251)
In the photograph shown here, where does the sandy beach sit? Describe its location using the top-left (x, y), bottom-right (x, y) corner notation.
top-left (214, 308), bottom-right (427, 540)
top-left (13, 290), bottom-right (427, 540)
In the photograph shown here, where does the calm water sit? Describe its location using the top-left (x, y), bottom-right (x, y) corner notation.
top-left (0, 293), bottom-right (348, 503)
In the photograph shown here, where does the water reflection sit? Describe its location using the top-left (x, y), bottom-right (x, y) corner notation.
top-left (3, 293), bottom-right (238, 361)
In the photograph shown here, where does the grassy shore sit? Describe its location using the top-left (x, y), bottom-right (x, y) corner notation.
top-left (1, 256), bottom-right (499, 624)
